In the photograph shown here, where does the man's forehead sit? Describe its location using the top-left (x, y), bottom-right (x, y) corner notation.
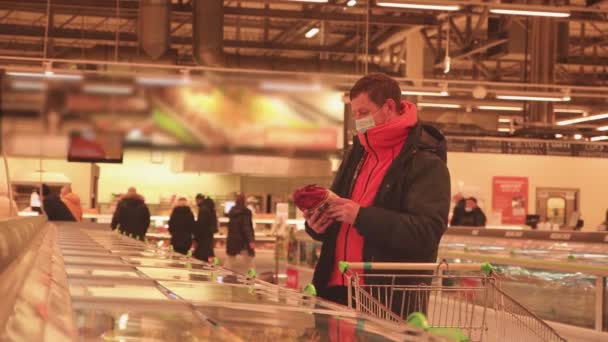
top-left (351, 92), bottom-right (373, 107)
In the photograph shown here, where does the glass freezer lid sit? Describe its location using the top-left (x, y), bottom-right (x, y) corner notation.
top-left (66, 266), bottom-right (141, 279)
top-left (62, 255), bottom-right (124, 266)
top-left (194, 303), bottom-right (419, 342)
top-left (136, 267), bottom-right (231, 283)
top-left (71, 301), bottom-right (237, 342)
top-left (124, 258), bottom-right (213, 270)
top-left (69, 282), bottom-right (169, 300)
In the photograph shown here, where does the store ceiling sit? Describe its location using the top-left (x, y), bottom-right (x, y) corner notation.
top-left (0, 0), bottom-right (607, 138)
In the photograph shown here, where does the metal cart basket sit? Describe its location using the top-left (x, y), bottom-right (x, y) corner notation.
top-left (339, 261), bottom-right (566, 342)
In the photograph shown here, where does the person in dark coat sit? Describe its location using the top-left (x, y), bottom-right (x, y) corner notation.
top-left (305, 74), bottom-right (450, 318)
top-left (450, 193), bottom-right (466, 227)
top-left (110, 187), bottom-right (150, 240)
top-left (193, 196), bottom-right (218, 262)
top-left (42, 184), bottom-right (76, 221)
top-left (451, 197), bottom-right (487, 227)
top-left (168, 197), bottom-right (195, 255)
top-left (225, 194), bottom-right (255, 271)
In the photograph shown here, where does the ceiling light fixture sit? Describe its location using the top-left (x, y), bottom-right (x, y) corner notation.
top-left (6, 71), bottom-right (82, 81)
top-left (498, 118), bottom-right (512, 123)
top-left (346, 0), bottom-right (357, 6)
top-left (11, 80), bottom-right (47, 91)
top-left (597, 126), bottom-right (608, 132)
top-left (478, 105), bottom-right (523, 112)
top-left (402, 88), bottom-right (448, 97)
top-left (556, 113), bottom-right (608, 126)
top-left (554, 108), bottom-right (587, 114)
top-left (83, 84), bottom-right (134, 95)
top-left (574, 134), bottom-right (583, 140)
top-left (591, 136), bottom-right (608, 142)
top-left (260, 81), bottom-right (322, 92)
top-left (417, 102), bottom-right (461, 109)
top-left (377, 2), bottom-right (461, 11)
top-left (496, 93), bottom-right (569, 102)
top-left (554, 133), bottom-right (563, 139)
top-left (497, 128), bottom-right (511, 133)
top-left (305, 27), bottom-right (320, 38)
top-left (489, 8), bottom-right (570, 18)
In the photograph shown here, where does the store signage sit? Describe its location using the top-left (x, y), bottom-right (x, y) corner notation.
top-left (492, 177), bottom-right (529, 225)
top-left (448, 137), bottom-right (608, 159)
top-left (286, 267), bottom-right (299, 289)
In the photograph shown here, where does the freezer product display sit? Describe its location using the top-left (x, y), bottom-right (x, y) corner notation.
top-left (194, 303), bottom-right (428, 342)
top-left (66, 266), bottom-right (142, 279)
top-left (136, 267), bottom-right (233, 283)
top-left (71, 301), bottom-right (237, 342)
top-left (69, 281), bottom-right (169, 300)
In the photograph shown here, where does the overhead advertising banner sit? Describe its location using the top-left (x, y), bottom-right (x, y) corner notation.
top-left (492, 176), bottom-right (529, 225)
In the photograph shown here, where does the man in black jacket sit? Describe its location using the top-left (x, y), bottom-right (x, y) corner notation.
top-left (111, 187), bottom-right (151, 240)
top-left (305, 74), bottom-right (450, 316)
top-left (42, 184), bottom-right (76, 221)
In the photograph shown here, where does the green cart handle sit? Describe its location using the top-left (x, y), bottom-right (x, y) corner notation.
top-left (303, 283), bottom-right (317, 296)
top-left (247, 268), bottom-right (257, 279)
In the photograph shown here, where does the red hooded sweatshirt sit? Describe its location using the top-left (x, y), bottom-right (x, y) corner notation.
top-left (328, 101), bottom-right (418, 287)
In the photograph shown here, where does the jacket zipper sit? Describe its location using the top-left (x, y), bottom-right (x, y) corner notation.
top-left (342, 132), bottom-right (379, 286)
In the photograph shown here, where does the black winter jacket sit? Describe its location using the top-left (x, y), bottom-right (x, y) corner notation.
top-left (44, 195), bottom-right (76, 222)
top-left (110, 195), bottom-right (151, 240)
top-left (306, 123), bottom-right (450, 296)
top-left (226, 206), bottom-right (255, 256)
top-left (194, 203), bottom-right (217, 260)
top-left (453, 208), bottom-right (487, 227)
top-left (168, 206), bottom-right (195, 253)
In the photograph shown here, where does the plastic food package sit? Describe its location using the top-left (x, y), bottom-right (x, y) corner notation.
top-left (292, 185), bottom-right (336, 214)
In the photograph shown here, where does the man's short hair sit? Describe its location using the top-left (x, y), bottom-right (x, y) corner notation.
top-left (349, 73), bottom-right (402, 111)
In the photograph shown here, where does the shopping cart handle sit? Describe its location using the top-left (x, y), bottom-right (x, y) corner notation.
top-left (303, 283), bottom-right (317, 296)
top-left (339, 261), bottom-right (349, 274)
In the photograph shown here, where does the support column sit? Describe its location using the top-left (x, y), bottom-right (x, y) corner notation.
top-left (405, 29), bottom-right (434, 86)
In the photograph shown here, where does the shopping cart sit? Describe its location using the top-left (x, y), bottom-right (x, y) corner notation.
top-left (339, 260), bottom-right (566, 342)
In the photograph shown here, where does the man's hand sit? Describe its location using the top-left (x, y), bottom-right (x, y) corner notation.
top-left (305, 208), bottom-right (334, 235)
top-left (249, 242), bottom-right (256, 250)
top-left (327, 197), bottom-right (361, 225)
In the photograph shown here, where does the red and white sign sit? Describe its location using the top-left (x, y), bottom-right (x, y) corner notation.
top-left (492, 176), bottom-right (529, 224)
top-left (286, 267), bottom-right (299, 289)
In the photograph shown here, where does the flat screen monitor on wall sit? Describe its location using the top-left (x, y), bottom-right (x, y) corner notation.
top-left (67, 131), bottom-right (124, 163)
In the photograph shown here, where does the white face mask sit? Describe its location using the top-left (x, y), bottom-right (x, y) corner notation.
top-left (355, 115), bottom-right (376, 133)
top-left (465, 207), bottom-right (473, 213)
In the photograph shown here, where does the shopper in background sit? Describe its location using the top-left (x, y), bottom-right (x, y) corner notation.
top-left (225, 194), bottom-right (255, 272)
top-left (451, 197), bottom-right (486, 227)
top-left (30, 189), bottom-right (42, 214)
top-left (194, 196), bottom-right (218, 262)
top-left (110, 187), bottom-right (151, 240)
top-left (42, 184), bottom-right (76, 221)
top-left (597, 209), bottom-right (608, 231)
top-left (305, 73), bottom-right (450, 316)
top-left (60, 185), bottom-right (83, 221)
top-left (168, 197), bottom-right (195, 255)
top-left (449, 192), bottom-right (466, 227)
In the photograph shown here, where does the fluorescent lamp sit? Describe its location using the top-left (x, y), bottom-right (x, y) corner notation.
top-left (496, 94), bottom-right (568, 102)
top-left (305, 27), bottom-right (320, 38)
top-left (288, 0), bottom-right (328, 2)
top-left (554, 108), bottom-right (587, 114)
top-left (555, 134), bottom-right (563, 139)
top-left (418, 102), bottom-right (460, 109)
top-left (574, 134), bottom-right (583, 140)
top-left (557, 113), bottom-right (608, 126)
top-left (261, 81), bottom-right (321, 92)
top-left (497, 128), bottom-right (511, 133)
top-left (347, 0), bottom-right (357, 6)
top-left (498, 118), bottom-right (512, 123)
top-left (591, 136), bottom-right (608, 142)
top-left (490, 8), bottom-right (570, 18)
top-left (11, 80), bottom-right (47, 91)
top-left (6, 71), bottom-right (83, 81)
top-left (136, 76), bottom-right (192, 86)
top-left (377, 2), bottom-right (460, 11)
top-left (83, 84), bottom-right (133, 95)
top-left (402, 89), bottom-right (448, 97)
top-left (597, 126), bottom-right (608, 132)
top-left (478, 105), bottom-right (523, 112)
